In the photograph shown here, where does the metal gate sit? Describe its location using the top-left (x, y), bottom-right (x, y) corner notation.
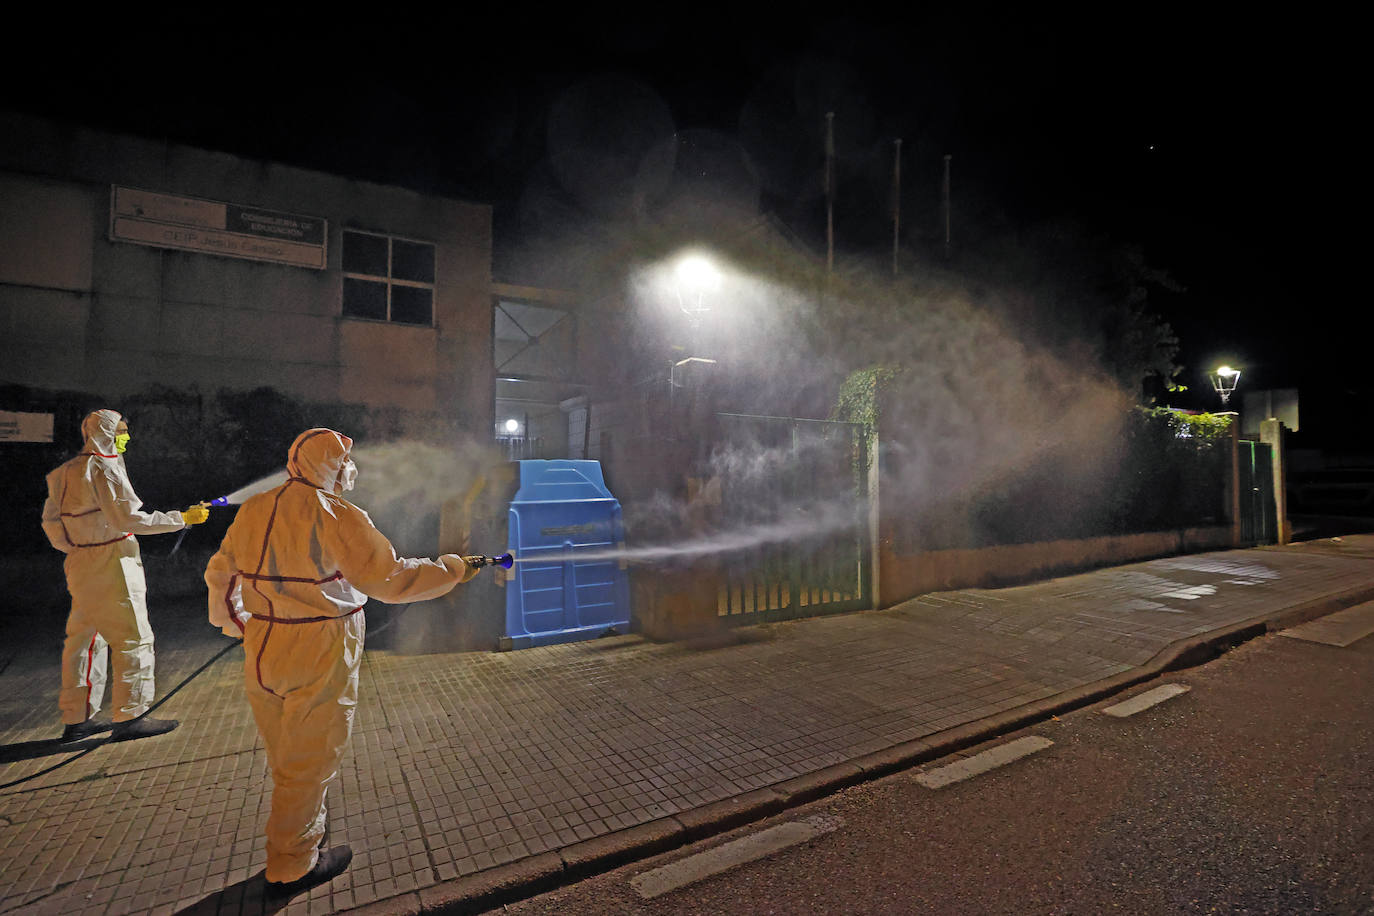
top-left (1237, 439), bottom-right (1276, 544)
top-left (712, 413), bottom-right (870, 622)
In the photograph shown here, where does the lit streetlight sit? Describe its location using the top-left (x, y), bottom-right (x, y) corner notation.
top-left (665, 253), bottom-right (722, 420)
top-left (1211, 365), bottom-right (1241, 405)
top-left (673, 253), bottom-right (721, 327)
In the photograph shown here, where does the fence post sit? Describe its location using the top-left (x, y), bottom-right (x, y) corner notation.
top-left (1227, 418), bottom-right (1243, 547)
top-left (867, 426), bottom-right (882, 609)
top-left (1259, 418), bottom-right (1290, 545)
top-left (867, 376), bottom-right (895, 610)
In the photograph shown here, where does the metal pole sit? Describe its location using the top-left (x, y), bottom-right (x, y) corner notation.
top-left (942, 154), bottom-right (952, 260)
top-left (825, 112), bottom-right (835, 273)
top-left (892, 138), bottom-right (902, 276)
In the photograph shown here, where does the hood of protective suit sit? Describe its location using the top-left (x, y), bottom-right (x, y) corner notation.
top-left (81, 409), bottom-right (123, 457)
top-left (287, 428), bottom-right (354, 492)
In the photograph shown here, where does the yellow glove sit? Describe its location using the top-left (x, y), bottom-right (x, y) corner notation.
top-left (440, 554), bottom-right (482, 583)
top-left (182, 504), bottom-right (210, 525)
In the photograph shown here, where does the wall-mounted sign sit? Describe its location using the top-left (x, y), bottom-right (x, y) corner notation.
top-left (0, 410), bottom-right (54, 443)
top-left (109, 186), bottom-right (327, 269)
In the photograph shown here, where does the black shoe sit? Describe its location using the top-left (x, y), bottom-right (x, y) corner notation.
top-left (110, 716), bottom-right (179, 741)
top-left (265, 846), bottom-right (353, 900)
top-left (58, 718), bottom-right (111, 743)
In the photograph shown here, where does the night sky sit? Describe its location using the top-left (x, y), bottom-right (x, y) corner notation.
top-left (3, 12), bottom-right (1358, 440)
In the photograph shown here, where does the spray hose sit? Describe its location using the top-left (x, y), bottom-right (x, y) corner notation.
top-left (168, 496), bottom-right (231, 556)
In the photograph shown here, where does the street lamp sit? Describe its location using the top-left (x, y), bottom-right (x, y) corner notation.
top-left (670, 356), bottom-right (718, 389)
top-left (665, 253), bottom-right (722, 425)
top-left (673, 254), bottom-right (721, 328)
top-left (668, 252), bottom-right (722, 379)
top-left (1210, 365), bottom-right (1241, 405)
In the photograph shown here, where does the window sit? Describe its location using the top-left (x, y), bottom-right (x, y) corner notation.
top-left (341, 230), bottom-right (435, 326)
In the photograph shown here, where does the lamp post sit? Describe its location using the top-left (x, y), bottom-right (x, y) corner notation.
top-left (1210, 365), bottom-right (1241, 406)
top-left (501, 417), bottom-right (526, 459)
top-left (669, 252), bottom-right (721, 381)
top-left (674, 254), bottom-right (721, 336)
top-left (667, 253), bottom-right (722, 445)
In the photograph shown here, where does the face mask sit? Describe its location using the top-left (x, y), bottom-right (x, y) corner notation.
top-left (338, 458), bottom-right (357, 493)
top-left (114, 433), bottom-right (130, 454)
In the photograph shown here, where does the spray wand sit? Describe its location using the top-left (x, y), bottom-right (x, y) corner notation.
top-left (169, 496), bottom-right (230, 556)
top-left (468, 553), bottom-right (514, 569)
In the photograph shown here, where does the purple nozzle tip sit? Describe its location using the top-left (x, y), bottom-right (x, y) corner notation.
top-left (495, 552), bottom-right (514, 569)
top-left (208, 496), bottom-right (230, 507)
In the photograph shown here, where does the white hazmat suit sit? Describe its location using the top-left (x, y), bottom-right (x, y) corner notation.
top-left (205, 428), bottom-right (479, 885)
top-left (41, 409), bottom-right (191, 730)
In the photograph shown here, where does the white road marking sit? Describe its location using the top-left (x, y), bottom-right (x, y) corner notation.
top-left (1159, 584), bottom-right (1217, 600)
top-left (630, 814), bottom-right (842, 899)
top-left (1102, 683), bottom-right (1191, 718)
top-left (915, 735), bottom-right (1053, 789)
top-left (1280, 601), bottom-right (1374, 647)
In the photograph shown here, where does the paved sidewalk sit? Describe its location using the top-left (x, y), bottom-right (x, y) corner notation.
top-left (3, 536), bottom-right (1374, 915)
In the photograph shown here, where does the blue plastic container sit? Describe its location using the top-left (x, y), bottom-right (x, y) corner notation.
top-left (503, 460), bottom-right (630, 650)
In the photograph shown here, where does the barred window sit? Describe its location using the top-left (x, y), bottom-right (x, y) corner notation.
top-left (341, 230), bottom-right (435, 326)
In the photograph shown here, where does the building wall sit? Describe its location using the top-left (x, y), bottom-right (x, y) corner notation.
top-left (0, 112), bottom-right (493, 440)
top-left (875, 526), bottom-right (1235, 608)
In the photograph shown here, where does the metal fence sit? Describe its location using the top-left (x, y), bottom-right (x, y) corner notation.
top-left (496, 435), bottom-right (546, 460)
top-left (712, 413), bottom-right (870, 622)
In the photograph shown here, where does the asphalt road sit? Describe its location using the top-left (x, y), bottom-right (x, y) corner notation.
top-left (500, 622), bottom-right (1374, 915)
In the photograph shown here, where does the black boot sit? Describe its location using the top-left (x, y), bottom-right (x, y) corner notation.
top-left (265, 846), bottom-right (353, 899)
top-left (111, 716), bottom-right (179, 741)
top-left (58, 718), bottom-right (111, 743)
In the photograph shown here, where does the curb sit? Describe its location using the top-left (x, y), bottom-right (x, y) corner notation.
top-left (343, 579), bottom-right (1374, 915)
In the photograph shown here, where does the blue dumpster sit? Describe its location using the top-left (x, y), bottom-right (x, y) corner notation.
top-left (502, 460), bottom-right (631, 650)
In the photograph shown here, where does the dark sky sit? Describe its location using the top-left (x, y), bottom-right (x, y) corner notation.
top-left (3, 12), bottom-right (1358, 428)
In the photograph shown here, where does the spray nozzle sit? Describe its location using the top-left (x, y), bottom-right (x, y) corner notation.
top-left (475, 553), bottom-right (514, 569)
top-left (207, 496), bottom-right (230, 507)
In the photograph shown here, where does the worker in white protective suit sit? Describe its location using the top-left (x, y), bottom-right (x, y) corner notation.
top-left (41, 408), bottom-right (210, 743)
top-left (204, 428), bottom-right (483, 899)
